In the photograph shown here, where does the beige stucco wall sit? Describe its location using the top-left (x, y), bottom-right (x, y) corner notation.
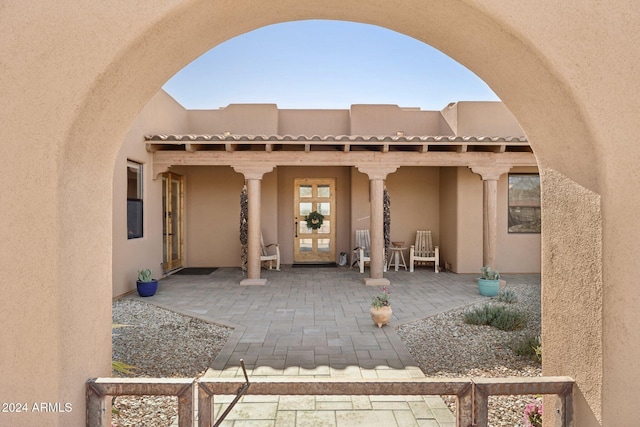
top-left (112, 91), bottom-right (190, 296)
top-left (183, 166), bottom-right (244, 267)
top-left (350, 104), bottom-right (444, 135)
top-left (279, 110), bottom-right (351, 136)
top-left (450, 167), bottom-right (484, 273)
top-left (385, 167), bottom-right (440, 248)
top-left (438, 168), bottom-right (458, 270)
top-left (2, 1), bottom-right (638, 425)
top-left (443, 101), bottom-right (525, 137)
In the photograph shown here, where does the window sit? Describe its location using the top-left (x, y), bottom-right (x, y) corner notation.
top-left (127, 161), bottom-right (143, 239)
top-left (508, 174), bottom-right (540, 233)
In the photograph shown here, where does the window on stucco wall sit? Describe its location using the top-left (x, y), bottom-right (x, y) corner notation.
top-left (127, 160), bottom-right (143, 239)
top-left (508, 174), bottom-right (540, 233)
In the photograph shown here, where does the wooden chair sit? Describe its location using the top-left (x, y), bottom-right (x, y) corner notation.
top-left (351, 230), bottom-right (386, 273)
top-left (260, 234), bottom-right (280, 271)
top-left (351, 229), bottom-right (371, 273)
top-left (409, 230), bottom-right (440, 273)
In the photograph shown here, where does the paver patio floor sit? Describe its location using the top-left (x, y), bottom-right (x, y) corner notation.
top-left (127, 266), bottom-right (540, 426)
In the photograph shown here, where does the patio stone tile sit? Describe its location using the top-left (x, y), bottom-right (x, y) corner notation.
top-left (393, 409), bottom-right (421, 427)
top-left (298, 365), bottom-right (330, 376)
top-left (351, 396), bottom-right (372, 410)
top-left (409, 401), bottom-right (436, 419)
top-left (294, 410), bottom-right (336, 427)
top-left (278, 395), bottom-right (316, 411)
top-left (335, 410), bottom-right (397, 427)
top-left (228, 421), bottom-right (276, 427)
top-left (275, 410), bottom-right (296, 427)
top-left (432, 408), bottom-right (456, 423)
top-left (371, 400), bottom-right (411, 410)
top-left (315, 400), bottom-right (353, 410)
top-left (226, 402), bottom-right (278, 420)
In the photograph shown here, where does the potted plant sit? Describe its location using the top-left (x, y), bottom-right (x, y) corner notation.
top-left (370, 286), bottom-right (392, 328)
top-left (136, 268), bottom-right (158, 297)
top-left (478, 265), bottom-right (500, 297)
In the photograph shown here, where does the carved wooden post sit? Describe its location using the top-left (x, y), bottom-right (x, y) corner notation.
top-left (357, 165), bottom-right (398, 286)
top-left (470, 166), bottom-right (511, 268)
top-left (233, 165), bottom-right (274, 285)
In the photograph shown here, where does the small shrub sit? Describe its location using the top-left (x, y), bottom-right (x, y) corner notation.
top-left (492, 309), bottom-right (527, 331)
top-left (513, 335), bottom-right (542, 362)
top-left (497, 288), bottom-right (518, 304)
top-left (464, 304), bottom-right (500, 325)
top-left (464, 304), bottom-right (527, 331)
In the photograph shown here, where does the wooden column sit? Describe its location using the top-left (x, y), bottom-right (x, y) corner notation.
top-left (357, 165), bottom-right (398, 286)
top-left (233, 165), bottom-right (274, 285)
top-left (470, 166), bottom-right (511, 269)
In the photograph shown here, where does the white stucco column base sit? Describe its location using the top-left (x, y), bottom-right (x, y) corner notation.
top-left (240, 278), bottom-right (268, 286)
top-left (364, 277), bottom-right (391, 287)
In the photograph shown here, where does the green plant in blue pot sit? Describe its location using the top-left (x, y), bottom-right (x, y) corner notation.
top-left (478, 265), bottom-right (500, 297)
top-left (136, 268), bottom-right (158, 297)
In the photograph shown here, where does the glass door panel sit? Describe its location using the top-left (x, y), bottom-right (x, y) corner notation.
top-left (162, 172), bottom-right (184, 272)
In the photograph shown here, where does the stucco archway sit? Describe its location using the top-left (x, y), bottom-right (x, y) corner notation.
top-left (6, 2), bottom-right (637, 426)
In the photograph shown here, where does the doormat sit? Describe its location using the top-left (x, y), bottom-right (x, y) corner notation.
top-left (292, 263), bottom-right (337, 268)
top-left (173, 267), bottom-right (218, 275)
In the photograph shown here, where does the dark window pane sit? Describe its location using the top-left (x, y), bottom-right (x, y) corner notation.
top-left (508, 174), bottom-right (541, 233)
top-left (127, 161), bottom-right (143, 238)
top-left (127, 199), bottom-right (143, 239)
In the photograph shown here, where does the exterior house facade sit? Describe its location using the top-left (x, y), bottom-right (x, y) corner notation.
top-left (3, 2), bottom-right (637, 426)
top-left (113, 91), bottom-right (540, 296)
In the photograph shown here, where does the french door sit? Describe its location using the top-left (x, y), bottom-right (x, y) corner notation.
top-left (293, 178), bottom-right (336, 263)
top-left (162, 172), bottom-right (184, 272)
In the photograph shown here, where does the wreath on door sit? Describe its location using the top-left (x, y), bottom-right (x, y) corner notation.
top-left (305, 211), bottom-right (324, 230)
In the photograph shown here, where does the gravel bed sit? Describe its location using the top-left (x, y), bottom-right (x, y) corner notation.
top-left (111, 300), bottom-right (232, 427)
top-left (396, 281), bottom-right (542, 427)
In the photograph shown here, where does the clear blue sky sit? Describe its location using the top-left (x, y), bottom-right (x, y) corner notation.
top-left (163, 20), bottom-right (499, 110)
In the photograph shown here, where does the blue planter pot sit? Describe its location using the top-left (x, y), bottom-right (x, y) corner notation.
top-left (136, 280), bottom-right (158, 297)
top-left (478, 278), bottom-right (500, 297)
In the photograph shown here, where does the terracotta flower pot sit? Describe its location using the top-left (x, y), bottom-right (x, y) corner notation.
top-left (370, 306), bottom-right (393, 328)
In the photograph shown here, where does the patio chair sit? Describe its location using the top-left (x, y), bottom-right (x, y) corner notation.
top-left (261, 234), bottom-right (280, 271)
top-left (351, 229), bottom-right (371, 273)
top-left (351, 230), bottom-right (387, 273)
top-left (409, 230), bottom-right (440, 273)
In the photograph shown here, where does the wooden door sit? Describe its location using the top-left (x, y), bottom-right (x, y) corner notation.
top-left (293, 178), bottom-right (336, 263)
top-left (162, 172), bottom-right (184, 272)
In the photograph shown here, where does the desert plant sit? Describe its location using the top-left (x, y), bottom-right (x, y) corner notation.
top-left (512, 334), bottom-right (542, 362)
top-left (137, 268), bottom-right (153, 282)
top-left (480, 265), bottom-right (500, 280)
top-left (371, 286), bottom-right (391, 308)
top-left (464, 304), bottom-right (527, 331)
top-left (497, 288), bottom-right (518, 303)
top-left (533, 335), bottom-right (542, 362)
